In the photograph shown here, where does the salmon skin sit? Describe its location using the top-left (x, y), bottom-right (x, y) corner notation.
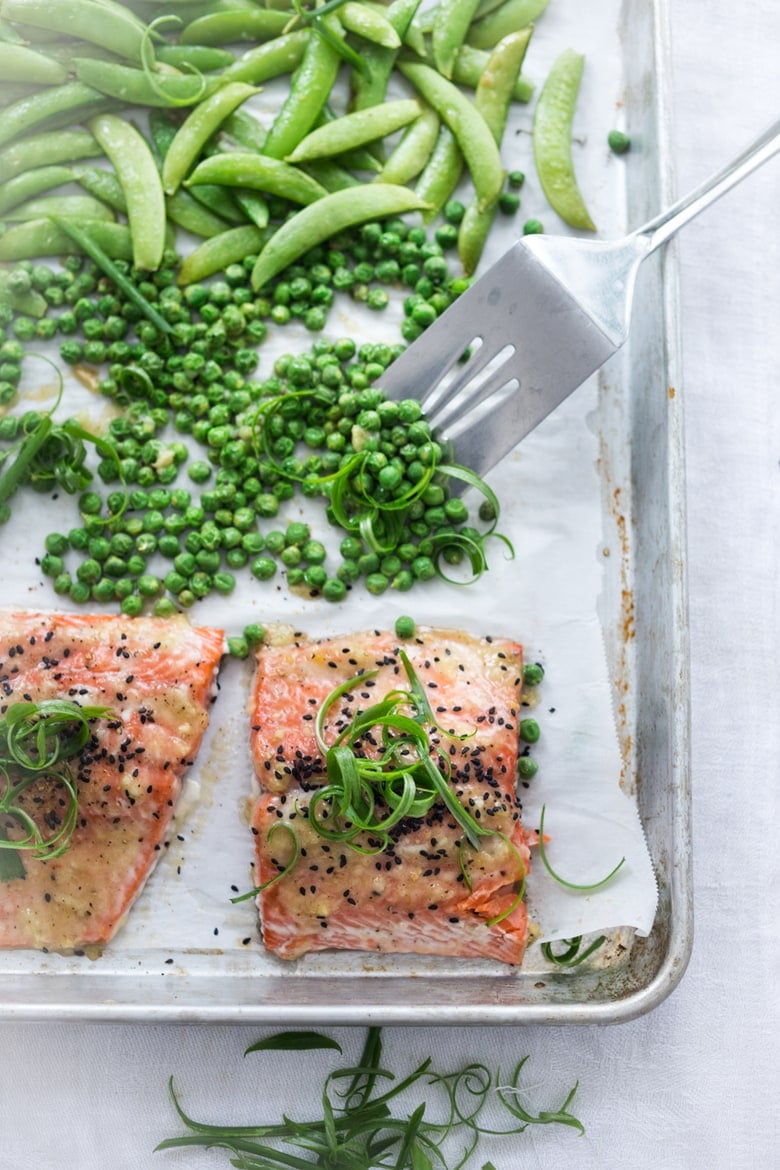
top-left (0, 610), bottom-right (224, 951)
top-left (249, 626), bottom-right (531, 964)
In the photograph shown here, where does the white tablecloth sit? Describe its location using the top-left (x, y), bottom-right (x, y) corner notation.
top-left (1, 2), bottom-right (778, 1167)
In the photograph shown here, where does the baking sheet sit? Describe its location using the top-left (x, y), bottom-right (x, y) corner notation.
top-left (0, 0), bottom-right (691, 1021)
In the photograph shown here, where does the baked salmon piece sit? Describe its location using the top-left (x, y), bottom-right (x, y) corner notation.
top-left (0, 610), bottom-right (224, 951)
top-left (249, 626), bottom-right (530, 964)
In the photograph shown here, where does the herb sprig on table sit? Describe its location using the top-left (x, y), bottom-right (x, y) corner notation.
top-left (156, 1026), bottom-right (583, 1168)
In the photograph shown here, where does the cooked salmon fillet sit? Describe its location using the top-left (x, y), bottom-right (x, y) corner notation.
top-left (249, 627), bottom-right (530, 963)
top-left (0, 610), bottom-right (224, 951)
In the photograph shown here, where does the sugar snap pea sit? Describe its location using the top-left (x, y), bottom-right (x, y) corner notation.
top-left (298, 158), bottom-right (360, 192)
top-left (165, 189), bottom-right (233, 238)
top-left (71, 166), bottom-right (128, 214)
top-left (458, 27), bottom-right (533, 273)
top-left (161, 81), bottom-right (259, 194)
top-left (414, 123), bottom-right (463, 222)
top-left (221, 29), bottom-right (309, 85)
top-left (177, 223), bottom-right (269, 285)
top-left (467, 0), bottom-right (548, 49)
top-left (0, 218), bottom-right (133, 263)
top-left (398, 59), bottom-right (504, 211)
top-left (452, 42), bottom-right (534, 101)
top-left (0, 0), bottom-right (148, 64)
top-left (155, 44), bottom-right (235, 71)
top-left (0, 82), bottom-right (109, 149)
top-left (261, 16), bottom-right (343, 161)
top-left (186, 152), bottom-right (328, 205)
top-left (432, 0), bottom-right (481, 79)
top-left (0, 42), bottom-right (69, 85)
top-left (533, 47), bottom-right (595, 230)
top-left (179, 9), bottom-right (294, 46)
top-left (375, 105), bottom-right (440, 186)
top-left (220, 109), bottom-right (268, 152)
top-left (286, 99), bottom-right (421, 164)
top-left (4, 194), bottom-right (115, 223)
top-left (338, 2), bottom-right (401, 48)
top-left (251, 185), bottom-right (430, 290)
top-left (74, 56), bottom-right (220, 108)
top-left (351, 0), bottom-right (421, 113)
top-left (89, 113), bottom-right (167, 270)
top-left (150, 108), bottom-right (247, 224)
top-left (0, 130), bottom-right (100, 182)
top-left (0, 166), bottom-right (76, 216)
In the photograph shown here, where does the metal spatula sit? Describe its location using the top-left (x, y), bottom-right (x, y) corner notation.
top-left (377, 116), bottom-right (780, 481)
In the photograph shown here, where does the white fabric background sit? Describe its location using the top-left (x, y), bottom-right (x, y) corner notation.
top-left (1, 1), bottom-right (778, 1166)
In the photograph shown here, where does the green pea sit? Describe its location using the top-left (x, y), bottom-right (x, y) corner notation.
top-left (251, 556), bottom-right (276, 581)
top-left (520, 718), bottom-right (541, 743)
top-left (322, 577), bottom-right (347, 602)
top-left (394, 615), bottom-right (416, 639)
top-left (608, 129), bottom-right (631, 155)
top-left (517, 756), bottom-right (538, 779)
top-left (523, 662), bottom-right (545, 686)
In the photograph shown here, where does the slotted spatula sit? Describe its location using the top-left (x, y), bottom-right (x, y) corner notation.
top-left (377, 117), bottom-right (780, 481)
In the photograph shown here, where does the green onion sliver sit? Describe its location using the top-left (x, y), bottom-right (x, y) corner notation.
top-left (537, 804), bottom-right (626, 891)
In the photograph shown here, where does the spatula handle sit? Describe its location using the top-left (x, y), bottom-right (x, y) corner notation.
top-left (637, 115), bottom-right (780, 252)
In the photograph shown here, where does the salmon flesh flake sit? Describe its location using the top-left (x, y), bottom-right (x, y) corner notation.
top-left (249, 627), bottom-right (531, 964)
top-left (0, 610), bottom-right (224, 951)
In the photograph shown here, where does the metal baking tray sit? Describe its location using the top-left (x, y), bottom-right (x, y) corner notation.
top-left (0, 0), bottom-right (691, 1023)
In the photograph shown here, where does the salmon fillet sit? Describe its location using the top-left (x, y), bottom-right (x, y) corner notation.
top-left (249, 626), bottom-right (530, 963)
top-left (0, 610), bottom-right (224, 951)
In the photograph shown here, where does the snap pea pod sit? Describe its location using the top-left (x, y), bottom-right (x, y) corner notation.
top-left (0, 166), bottom-right (76, 216)
top-left (0, 84), bottom-right (39, 106)
top-left (261, 16), bottom-right (343, 161)
top-left (414, 123), bottom-right (463, 221)
top-left (4, 287), bottom-right (48, 319)
top-left (458, 27), bottom-right (533, 274)
top-left (0, 218), bottom-right (133, 263)
top-left (533, 47), bottom-right (595, 230)
top-left (416, 0), bottom-right (545, 31)
top-left (150, 108), bottom-right (247, 224)
top-left (251, 184), bottom-right (430, 290)
top-left (351, 0), bottom-right (421, 113)
top-left (338, 2), bottom-right (400, 48)
top-left (313, 105), bottom-right (384, 173)
top-left (432, 0), bottom-right (481, 79)
top-left (71, 165), bottom-right (128, 214)
top-left (375, 105), bottom-right (440, 185)
top-left (0, 42), bottom-right (69, 84)
top-left (161, 81), bottom-right (259, 194)
top-left (186, 152), bottom-right (328, 205)
top-left (286, 99), bottom-right (421, 164)
top-left (0, 0), bottom-right (148, 64)
top-left (179, 9), bottom-right (294, 46)
top-left (220, 109), bottom-right (269, 152)
top-left (89, 113), bottom-right (167, 271)
top-left (298, 158), bottom-right (361, 192)
top-left (452, 42), bottom-right (534, 101)
top-left (4, 194), bottom-right (115, 223)
top-left (221, 29), bottom-right (309, 85)
top-left (232, 190), bottom-right (270, 229)
top-left (155, 44), bottom-right (235, 71)
top-left (0, 130), bottom-right (101, 182)
top-left (165, 188), bottom-right (233, 238)
top-left (398, 59), bottom-right (504, 211)
top-left (177, 223), bottom-right (269, 285)
top-left (467, 0), bottom-right (548, 49)
top-left (74, 56), bottom-right (221, 108)
top-left (0, 82), bottom-right (109, 150)
top-left (0, 15), bottom-right (24, 42)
